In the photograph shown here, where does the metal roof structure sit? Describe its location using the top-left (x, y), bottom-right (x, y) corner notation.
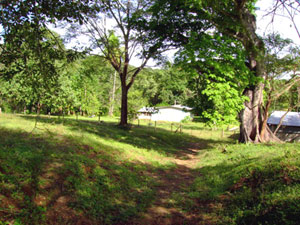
top-left (137, 107), bottom-right (157, 113)
top-left (267, 111), bottom-right (300, 127)
top-left (138, 105), bottom-right (192, 114)
top-left (157, 105), bottom-right (193, 111)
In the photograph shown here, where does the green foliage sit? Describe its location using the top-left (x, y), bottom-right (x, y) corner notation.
top-left (0, 114), bottom-right (195, 224)
top-left (263, 33), bottom-right (300, 112)
top-left (132, 64), bottom-right (191, 107)
top-left (181, 116), bottom-right (192, 123)
top-left (1, 114), bottom-right (300, 224)
top-left (153, 64), bottom-right (191, 106)
top-left (177, 33), bottom-right (250, 125)
top-left (186, 143), bottom-right (300, 224)
top-left (0, 28), bottom-right (69, 113)
top-left (0, 50), bottom-right (116, 115)
top-left (69, 56), bottom-right (114, 115)
top-left (134, 0), bottom-right (259, 126)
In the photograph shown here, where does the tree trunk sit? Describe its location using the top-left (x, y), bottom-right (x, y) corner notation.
top-left (120, 84), bottom-right (128, 126)
top-left (239, 85), bottom-right (262, 143)
top-left (109, 71), bottom-right (117, 117)
top-left (260, 92), bottom-right (272, 141)
top-left (236, 5), bottom-right (280, 143)
top-left (37, 102), bottom-right (41, 116)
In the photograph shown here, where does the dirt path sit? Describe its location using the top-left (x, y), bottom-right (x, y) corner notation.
top-left (130, 143), bottom-right (217, 225)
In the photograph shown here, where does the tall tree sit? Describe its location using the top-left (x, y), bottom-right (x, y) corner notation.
top-left (0, 0), bottom-right (96, 58)
top-left (136, 0), bottom-right (294, 142)
top-left (0, 0), bottom-right (98, 116)
top-left (176, 33), bottom-right (249, 126)
top-left (69, 0), bottom-right (167, 126)
top-left (0, 28), bottom-right (69, 114)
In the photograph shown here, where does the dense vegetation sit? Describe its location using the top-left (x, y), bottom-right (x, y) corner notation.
top-left (0, 55), bottom-right (192, 118)
top-left (0, 40), bottom-right (298, 124)
top-left (0, 114), bottom-right (300, 224)
top-left (1, 0), bottom-right (300, 224)
top-left (1, 1), bottom-right (299, 131)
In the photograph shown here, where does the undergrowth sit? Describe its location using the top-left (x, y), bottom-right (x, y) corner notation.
top-left (186, 143), bottom-right (300, 225)
top-left (0, 114), bottom-right (299, 224)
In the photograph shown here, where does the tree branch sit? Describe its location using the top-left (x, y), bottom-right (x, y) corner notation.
top-left (274, 103), bottom-right (300, 135)
top-left (272, 75), bottom-right (300, 100)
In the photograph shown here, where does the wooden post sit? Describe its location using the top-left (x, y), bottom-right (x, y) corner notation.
top-left (98, 114), bottom-right (101, 123)
top-left (48, 112), bottom-right (51, 118)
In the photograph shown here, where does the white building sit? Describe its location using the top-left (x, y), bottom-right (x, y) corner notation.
top-left (137, 105), bottom-right (192, 122)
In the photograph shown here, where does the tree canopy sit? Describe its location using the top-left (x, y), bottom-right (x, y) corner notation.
top-left (1, 0), bottom-right (299, 142)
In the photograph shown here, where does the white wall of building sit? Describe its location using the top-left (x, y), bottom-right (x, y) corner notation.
top-left (138, 114), bottom-right (152, 120)
top-left (151, 108), bottom-right (191, 122)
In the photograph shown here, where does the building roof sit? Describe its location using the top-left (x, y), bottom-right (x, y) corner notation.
top-left (157, 105), bottom-right (193, 111)
top-left (138, 105), bottom-right (192, 113)
top-left (137, 107), bottom-right (157, 113)
top-left (267, 111), bottom-right (300, 127)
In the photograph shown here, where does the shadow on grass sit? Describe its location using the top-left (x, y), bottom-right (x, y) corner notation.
top-left (20, 115), bottom-right (236, 158)
top-left (0, 125), bottom-right (224, 225)
top-left (0, 127), bottom-right (160, 224)
top-left (188, 153), bottom-right (300, 225)
top-left (0, 115), bottom-right (247, 224)
top-left (4, 117), bottom-right (298, 224)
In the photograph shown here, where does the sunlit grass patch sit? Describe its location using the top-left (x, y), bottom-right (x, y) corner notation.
top-left (188, 143), bottom-right (300, 224)
top-left (0, 114), bottom-right (194, 224)
top-left (1, 113), bottom-right (300, 224)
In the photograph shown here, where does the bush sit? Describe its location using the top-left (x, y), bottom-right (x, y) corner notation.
top-left (181, 116), bottom-right (192, 123)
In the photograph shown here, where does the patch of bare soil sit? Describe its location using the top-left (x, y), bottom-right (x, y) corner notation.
top-left (128, 142), bottom-right (218, 225)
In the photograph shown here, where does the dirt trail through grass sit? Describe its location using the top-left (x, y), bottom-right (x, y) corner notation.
top-left (130, 143), bottom-right (216, 225)
top-left (0, 116), bottom-right (225, 224)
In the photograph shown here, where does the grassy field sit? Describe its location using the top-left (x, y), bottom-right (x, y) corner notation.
top-left (0, 114), bottom-right (300, 224)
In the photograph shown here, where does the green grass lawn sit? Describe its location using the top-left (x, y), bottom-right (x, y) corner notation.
top-left (0, 113), bottom-right (300, 225)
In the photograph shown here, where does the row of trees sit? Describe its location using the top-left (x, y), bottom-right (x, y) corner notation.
top-left (0, 30), bottom-right (193, 119)
top-left (1, 0), bottom-right (299, 142)
top-left (0, 31), bottom-right (298, 121)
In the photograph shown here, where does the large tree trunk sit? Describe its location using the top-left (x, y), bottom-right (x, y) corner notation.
top-left (239, 85), bottom-right (263, 143)
top-left (237, 4), bottom-right (280, 143)
top-left (120, 84), bottom-right (128, 126)
top-left (239, 86), bottom-right (280, 143)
